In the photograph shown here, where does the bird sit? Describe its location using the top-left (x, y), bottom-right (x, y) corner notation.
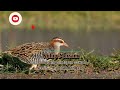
top-left (2, 37), bottom-right (69, 73)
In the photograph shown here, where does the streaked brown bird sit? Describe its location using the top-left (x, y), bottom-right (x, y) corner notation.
top-left (3, 37), bottom-right (69, 73)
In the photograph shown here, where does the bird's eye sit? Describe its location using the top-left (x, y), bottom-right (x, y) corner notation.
top-left (60, 41), bottom-right (63, 43)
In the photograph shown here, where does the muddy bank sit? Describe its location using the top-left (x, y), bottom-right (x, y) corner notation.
top-left (0, 69), bottom-right (120, 79)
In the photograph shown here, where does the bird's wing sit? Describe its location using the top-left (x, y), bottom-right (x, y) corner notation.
top-left (5, 42), bottom-right (52, 64)
top-left (28, 48), bottom-right (52, 64)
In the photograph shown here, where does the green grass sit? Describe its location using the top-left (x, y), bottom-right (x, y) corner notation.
top-left (0, 54), bottom-right (30, 73)
top-left (0, 49), bottom-right (120, 74)
top-left (0, 11), bottom-right (120, 31)
top-left (79, 49), bottom-right (120, 71)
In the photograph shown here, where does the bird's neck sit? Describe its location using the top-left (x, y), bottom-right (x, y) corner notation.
top-left (54, 46), bottom-right (60, 55)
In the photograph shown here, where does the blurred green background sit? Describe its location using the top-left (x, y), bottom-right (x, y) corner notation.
top-left (0, 11), bottom-right (120, 31)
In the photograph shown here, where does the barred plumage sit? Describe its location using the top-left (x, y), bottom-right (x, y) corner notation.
top-left (28, 48), bottom-right (52, 64)
top-left (2, 37), bottom-right (69, 73)
top-left (4, 42), bottom-right (52, 64)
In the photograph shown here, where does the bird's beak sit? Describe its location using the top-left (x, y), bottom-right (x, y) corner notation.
top-left (63, 42), bottom-right (69, 47)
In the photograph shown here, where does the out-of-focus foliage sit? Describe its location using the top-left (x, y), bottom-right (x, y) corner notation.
top-left (0, 11), bottom-right (120, 31)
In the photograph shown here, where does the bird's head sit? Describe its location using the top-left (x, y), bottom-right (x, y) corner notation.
top-left (50, 37), bottom-right (69, 48)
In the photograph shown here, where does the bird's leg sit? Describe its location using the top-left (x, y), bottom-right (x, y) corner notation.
top-left (30, 64), bottom-right (37, 70)
top-left (29, 64), bottom-right (38, 74)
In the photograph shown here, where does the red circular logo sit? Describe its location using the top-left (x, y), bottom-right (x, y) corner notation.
top-left (12, 15), bottom-right (19, 22)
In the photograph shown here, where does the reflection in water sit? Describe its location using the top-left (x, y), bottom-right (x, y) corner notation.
top-left (1, 29), bottom-right (120, 55)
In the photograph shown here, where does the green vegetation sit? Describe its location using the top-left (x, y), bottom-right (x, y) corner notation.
top-left (79, 49), bottom-right (120, 72)
top-left (0, 11), bottom-right (120, 31)
top-left (0, 54), bottom-right (30, 73)
top-left (0, 49), bottom-right (120, 74)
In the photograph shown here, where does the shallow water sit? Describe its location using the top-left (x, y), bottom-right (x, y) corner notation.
top-left (1, 29), bottom-right (120, 55)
